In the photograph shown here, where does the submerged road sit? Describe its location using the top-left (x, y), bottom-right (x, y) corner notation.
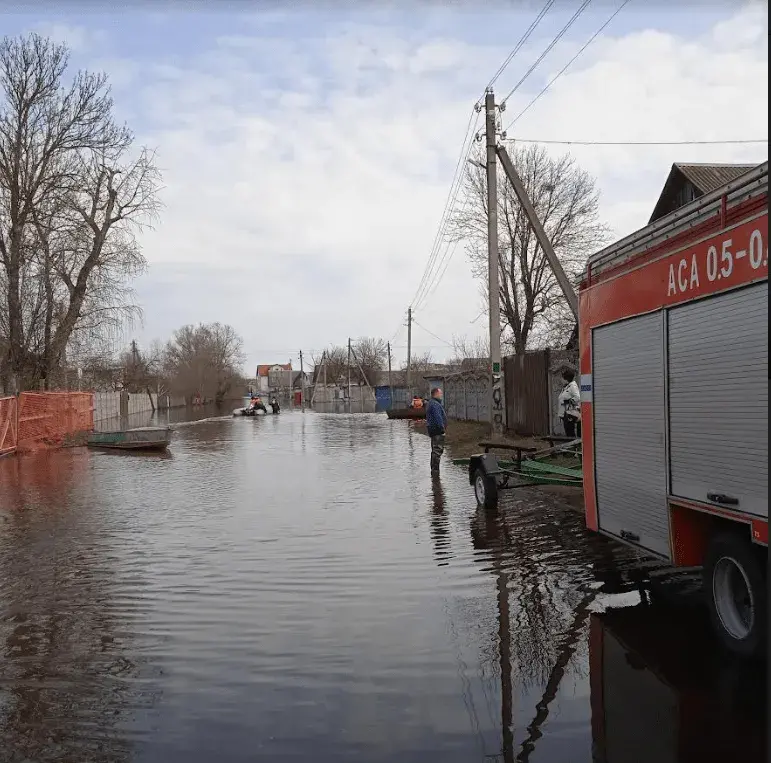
top-left (0, 410), bottom-right (766, 763)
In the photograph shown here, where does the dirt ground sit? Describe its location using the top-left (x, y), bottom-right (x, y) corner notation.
top-left (411, 418), bottom-right (586, 514)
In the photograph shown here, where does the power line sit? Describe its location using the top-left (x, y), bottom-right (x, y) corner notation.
top-left (414, 189), bottom-right (472, 311)
top-left (481, 0), bottom-right (555, 98)
top-left (411, 318), bottom-right (453, 347)
top-left (504, 0), bottom-right (632, 131)
top-left (506, 137), bottom-right (769, 146)
top-left (410, 2), bottom-right (556, 316)
top-left (410, 107), bottom-right (480, 310)
top-left (500, 0), bottom-right (592, 107)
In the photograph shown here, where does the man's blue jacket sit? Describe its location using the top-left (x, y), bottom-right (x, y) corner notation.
top-left (426, 398), bottom-right (447, 437)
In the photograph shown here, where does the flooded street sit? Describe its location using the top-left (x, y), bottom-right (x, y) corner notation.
top-left (0, 411), bottom-right (766, 763)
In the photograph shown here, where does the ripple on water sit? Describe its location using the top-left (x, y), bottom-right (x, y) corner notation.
top-left (0, 412), bottom-right (765, 763)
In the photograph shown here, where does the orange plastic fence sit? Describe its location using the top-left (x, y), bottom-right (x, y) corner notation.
top-left (0, 396), bottom-right (18, 456)
top-left (17, 392), bottom-right (95, 452)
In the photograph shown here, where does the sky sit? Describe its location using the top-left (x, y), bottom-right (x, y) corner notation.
top-left (2, 0), bottom-right (768, 374)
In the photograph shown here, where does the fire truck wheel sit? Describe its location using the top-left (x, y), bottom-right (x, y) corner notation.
top-left (704, 532), bottom-right (767, 659)
top-left (473, 467), bottom-right (498, 510)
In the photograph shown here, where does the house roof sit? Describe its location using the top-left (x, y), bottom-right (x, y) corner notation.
top-left (676, 163), bottom-right (756, 192)
top-left (256, 363), bottom-right (292, 377)
top-left (649, 162), bottom-right (758, 223)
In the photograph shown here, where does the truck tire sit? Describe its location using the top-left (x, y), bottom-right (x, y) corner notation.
top-left (473, 467), bottom-right (499, 510)
top-left (704, 532), bottom-right (767, 659)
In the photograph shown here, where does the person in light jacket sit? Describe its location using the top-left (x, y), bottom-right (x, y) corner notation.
top-left (558, 369), bottom-right (581, 438)
top-left (425, 387), bottom-right (447, 475)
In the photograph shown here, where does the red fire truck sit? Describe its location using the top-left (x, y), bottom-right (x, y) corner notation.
top-left (579, 162), bottom-right (768, 658)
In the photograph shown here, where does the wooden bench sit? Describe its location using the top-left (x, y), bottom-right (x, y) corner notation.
top-left (478, 441), bottom-right (538, 469)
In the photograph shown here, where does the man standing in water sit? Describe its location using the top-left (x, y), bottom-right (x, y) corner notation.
top-left (426, 387), bottom-right (447, 476)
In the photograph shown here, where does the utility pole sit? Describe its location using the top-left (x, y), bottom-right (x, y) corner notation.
top-left (347, 337), bottom-right (352, 412)
top-left (299, 350), bottom-right (305, 411)
top-left (485, 89), bottom-right (505, 437)
top-left (496, 144), bottom-right (579, 319)
top-left (323, 354), bottom-right (327, 410)
top-left (350, 346), bottom-right (373, 413)
top-left (387, 341), bottom-right (394, 411)
top-left (406, 307), bottom-right (413, 396)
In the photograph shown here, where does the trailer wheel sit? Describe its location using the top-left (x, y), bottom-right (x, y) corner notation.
top-left (704, 532), bottom-right (767, 659)
top-left (473, 467), bottom-right (499, 510)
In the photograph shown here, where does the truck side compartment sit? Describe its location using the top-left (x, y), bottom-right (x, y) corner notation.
top-left (579, 162), bottom-right (768, 658)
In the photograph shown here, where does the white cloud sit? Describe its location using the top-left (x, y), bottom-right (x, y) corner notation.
top-left (33, 22), bottom-right (106, 52)
top-left (60, 6), bottom-right (768, 370)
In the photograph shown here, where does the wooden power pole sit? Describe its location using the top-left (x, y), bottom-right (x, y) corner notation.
top-left (406, 307), bottom-right (413, 395)
top-left (387, 341), bottom-right (394, 411)
top-left (485, 89), bottom-right (505, 437)
top-left (347, 338), bottom-right (352, 411)
top-left (299, 350), bottom-right (305, 411)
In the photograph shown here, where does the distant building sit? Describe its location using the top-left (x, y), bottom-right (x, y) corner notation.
top-left (255, 363), bottom-right (292, 392)
top-left (649, 163), bottom-right (757, 223)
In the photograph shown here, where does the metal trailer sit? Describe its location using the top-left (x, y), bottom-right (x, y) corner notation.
top-left (579, 162), bottom-right (768, 659)
top-left (460, 438), bottom-right (584, 507)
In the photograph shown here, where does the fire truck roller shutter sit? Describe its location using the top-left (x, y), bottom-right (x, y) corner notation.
top-left (668, 281), bottom-right (768, 518)
top-left (592, 311), bottom-right (670, 558)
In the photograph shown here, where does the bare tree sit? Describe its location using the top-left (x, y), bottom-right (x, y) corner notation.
top-left (0, 33), bottom-right (161, 390)
top-left (312, 345), bottom-right (348, 385)
top-left (450, 143), bottom-right (609, 354)
top-left (448, 334), bottom-right (489, 371)
top-left (352, 336), bottom-right (387, 385)
top-left (402, 350), bottom-right (434, 373)
top-left (164, 323), bottom-right (244, 405)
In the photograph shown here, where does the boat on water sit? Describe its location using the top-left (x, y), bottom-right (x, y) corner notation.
top-left (87, 427), bottom-right (172, 451)
top-left (386, 407), bottom-right (426, 420)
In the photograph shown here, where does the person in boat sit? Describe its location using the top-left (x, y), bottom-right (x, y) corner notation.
top-left (557, 368), bottom-right (581, 438)
top-left (410, 395), bottom-right (424, 409)
top-left (425, 387), bottom-right (447, 476)
top-left (249, 395), bottom-right (267, 414)
top-left (270, 396), bottom-right (281, 414)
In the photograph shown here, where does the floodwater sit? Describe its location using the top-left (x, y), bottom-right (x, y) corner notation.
top-left (0, 411), bottom-right (765, 763)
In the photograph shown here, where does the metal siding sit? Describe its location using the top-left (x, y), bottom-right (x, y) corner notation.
top-left (668, 282), bottom-right (768, 518)
top-left (593, 312), bottom-right (670, 557)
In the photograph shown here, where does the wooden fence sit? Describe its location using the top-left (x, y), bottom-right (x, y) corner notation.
top-left (505, 349), bottom-right (578, 436)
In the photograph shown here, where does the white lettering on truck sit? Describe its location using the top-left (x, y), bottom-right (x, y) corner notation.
top-left (667, 226), bottom-right (767, 298)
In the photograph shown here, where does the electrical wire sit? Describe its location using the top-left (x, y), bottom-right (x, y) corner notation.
top-left (503, 0), bottom-right (632, 132)
top-left (404, 1), bottom-right (562, 323)
top-left (505, 137), bottom-right (769, 146)
top-left (500, 0), bottom-right (592, 107)
top-left (409, 107), bottom-right (480, 310)
top-left (411, 318), bottom-right (453, 347)
top-left (480, 0), bottom-right (555, 100)
top-left (414, 188), bottom-right (472, 312)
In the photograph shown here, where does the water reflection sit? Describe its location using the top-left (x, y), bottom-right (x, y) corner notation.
top-left (590, 603), bottom-right (767, 763)
top-left (0, 450), bottom-right (148, 762)
top-left (458, 490), bottom-right (766, 763)
top-left (429, 477), bottom-right (450, 567)
top-left (0, 412), bottom-right (765, 762)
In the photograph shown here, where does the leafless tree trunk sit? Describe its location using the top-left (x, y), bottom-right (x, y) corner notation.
top-left (0, 33), bottom-right (161, 390)
top-left (449, 143), bottom-right (609, 354)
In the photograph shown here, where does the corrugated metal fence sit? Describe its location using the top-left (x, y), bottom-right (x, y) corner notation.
top-left (423, 373), bottom-right (491, 423)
